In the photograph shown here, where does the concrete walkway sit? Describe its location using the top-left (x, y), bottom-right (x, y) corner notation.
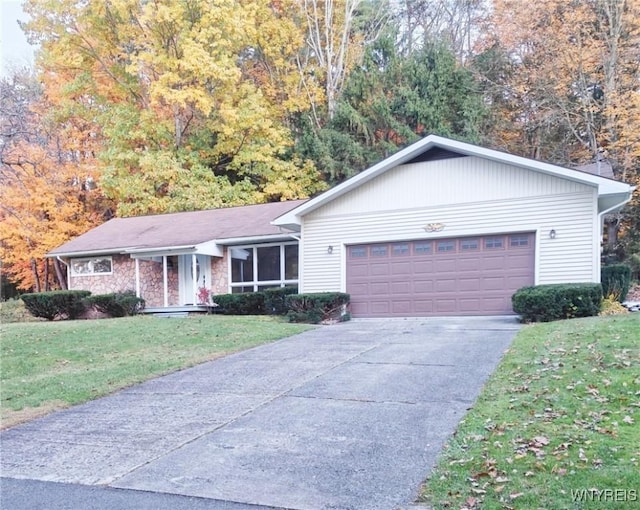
top-left (1, 317), bottom-right (520, 510)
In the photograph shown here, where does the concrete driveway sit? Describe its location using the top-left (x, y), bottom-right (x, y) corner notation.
top-left (1, 317), bottom-right (520, 510)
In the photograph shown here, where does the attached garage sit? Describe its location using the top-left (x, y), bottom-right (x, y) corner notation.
top-left (346, 233), bottom-right (535, 317)
top-left (274, 135), bottom-right (633, 318)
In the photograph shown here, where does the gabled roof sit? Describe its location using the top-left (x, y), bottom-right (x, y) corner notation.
top-left (574, 160), bottom-right (615, 179)
top-left (273, 135), bottom-right (634, 228)
top-left (48, 200), bottom-right (307, 258)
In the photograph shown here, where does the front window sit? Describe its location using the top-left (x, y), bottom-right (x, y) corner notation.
top-left (70, 256), bottom-right (113, 276)
top-left (230, 243), bottom-right (298, 292)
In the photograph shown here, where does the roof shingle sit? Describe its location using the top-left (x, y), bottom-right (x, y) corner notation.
top-left (48, 200), bottom-right (306, 256)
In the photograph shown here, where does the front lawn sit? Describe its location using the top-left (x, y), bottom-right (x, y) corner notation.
top-left (1, 315), bottom-right (311, 429)
top-left (420, 314), bottom-right (640, 509)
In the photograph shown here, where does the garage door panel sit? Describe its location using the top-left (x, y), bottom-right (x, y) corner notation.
top-left (348, 265), bottom-right (370, 277)
top-left (482, 277), bottom-right (506, 291)
top-left (413, 260), bottom-right (434, 273)
top-left (370, 301), bottom-right (391, 314)
top-left (413, 300), bottom-right (434, 313)
top-left (392, 300), bottom-right (412, 314)
top-left (349, 282), bottom-right (369, 295)
top-left (506, 254), bottom-right (533, 270)
top-left (346, 233), bottom-right (535, 317)
top-left (482, 297), bottom-right (508, 313)
top-left (369, 263), bottom-right (390, 276)
top-left (435, 259), bottom-right (457, 272)
top-left (436, 279), bottom-right (458, 292)
top-left (390, 282), bottom-right (411, 294)
top-left (370, 282), bottom-right (390, 294)
top-left (435, 299), bottom-right (457, 313)
top-left (458, 278), bottom-right (480, 291)
top-left (391, 261), bottom-right (412, 275)
top-left (457, 258), bottom-right (480, 271)
top-left (413, 280), bottom-right (434, 293)
top-left (480, 256), bottom-right (507, 270)
top-left (350, 301), bottom-right (369, 316)
top-left (459, 298), bottom-right (481, 312)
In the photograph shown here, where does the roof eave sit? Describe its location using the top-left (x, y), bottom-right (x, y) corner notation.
top-left (46, 248), bottom-right (133, 258)
top-left (598, 188), bottom-right (635, 214)
top-left (216, 233), bottom-right (299, 245)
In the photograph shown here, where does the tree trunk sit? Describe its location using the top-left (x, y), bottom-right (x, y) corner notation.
top-left (53, 258), bottom-right (68, 290)
top-left (31, 258), bottom-right (41, 292)
top-left (44, 258), bottom-right (50, 291)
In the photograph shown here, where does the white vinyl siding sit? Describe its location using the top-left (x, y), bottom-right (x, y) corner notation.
top-left (314, 157), bottom-right (590, 217)
top-left (299, 158), bottom-right (597, 294)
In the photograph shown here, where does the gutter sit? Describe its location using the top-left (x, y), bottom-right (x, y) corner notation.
top-left (215, 233), bottom-right (298, 245)
top-left (46, 248), bottom-right (136, 258)
top-left (598, 191), bottom-right (634, 222)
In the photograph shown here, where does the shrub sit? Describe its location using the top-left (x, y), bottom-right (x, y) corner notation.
top-left (512, 283), bottom-right (602, 323)
top-left (213, 292), bottom-right (266, 315)
top-left (263, 287), bottom-right (299, 315)
top-left (599, 295), bottom-right (629, 316)
top-left (285, 292), bottom-right (350, 324)
top-left (601, 264), bottom-right (632, 302)
top-left (21, 290), bottom-right (91, 321)
top-left (88, 291), bottom-right (145, 317)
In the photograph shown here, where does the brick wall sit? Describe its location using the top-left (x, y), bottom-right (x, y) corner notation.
top-left (70, 253), bottom-right (228, 307)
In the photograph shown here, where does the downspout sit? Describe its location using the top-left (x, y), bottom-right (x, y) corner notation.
top-left (598, 195), bottom-right (633, 234)
top-left (56, 256), bottom-right (70, 290)
top-left (597, 194), bottom-right (633, 281)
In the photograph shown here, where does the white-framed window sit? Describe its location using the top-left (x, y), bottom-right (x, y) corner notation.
top-left (70, 256), bottom-right (113, 276)
top-left (229, 242), bottom-right (298, 293)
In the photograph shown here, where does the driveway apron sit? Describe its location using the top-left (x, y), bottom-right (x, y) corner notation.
top-left (1, 317), bottom-right (520, 510)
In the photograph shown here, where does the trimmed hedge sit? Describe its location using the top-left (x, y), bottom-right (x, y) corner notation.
top-left (213, 292), bottom-right (266, 315)
top-left (21, 290), bottom-right (91, 321)
top-left (601, 264), bottom-right (632, 302)
top-left (285, 292), bottom-right (350, 324)
top-left (87, 291), bottom-right (145, 317)
top-left (512, 283), bottom-right (603, 323)
top-left (263, 287), bottom-right (299, 315)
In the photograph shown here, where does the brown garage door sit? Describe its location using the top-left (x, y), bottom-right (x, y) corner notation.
top-left (346, 233), bottom-right (535, 317)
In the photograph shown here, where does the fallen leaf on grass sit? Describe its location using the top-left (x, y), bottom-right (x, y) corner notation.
top-left (586, 385), bottom-right (599, 396)
top-left (623, 415), bottom-right (635, 424)
top-left (464, 496), bottom-right (479, 509)
top-left (532, 436), bottom-right (550, 446)
top-left (510, 492), bottom-right (524, 500)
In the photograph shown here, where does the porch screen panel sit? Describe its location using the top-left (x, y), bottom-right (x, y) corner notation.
top-left (257, 246), bottom-right (280, 281)
top-left (231, 249), bottom-right (254, 283)
top-left (228, 242), bottom-right (299, 293)
top-left (285, 244), bottom-right (298, 280)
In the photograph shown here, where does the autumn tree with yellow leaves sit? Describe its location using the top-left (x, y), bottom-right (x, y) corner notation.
top-left (21, 0), bottom-right (327, 217)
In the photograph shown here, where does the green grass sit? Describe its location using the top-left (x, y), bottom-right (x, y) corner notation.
top-left (420, 314), bottom-right (640, 510)
top-left (0, 298), bottom-right (43, 323)
top-left (1, 315), bottom-right (311, 428)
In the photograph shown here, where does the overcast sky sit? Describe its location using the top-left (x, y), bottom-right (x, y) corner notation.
top-left (1, 0), bottom-right (35, 77)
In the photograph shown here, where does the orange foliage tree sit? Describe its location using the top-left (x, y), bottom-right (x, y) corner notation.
top-left (0, 71), bottom-right (111, 291)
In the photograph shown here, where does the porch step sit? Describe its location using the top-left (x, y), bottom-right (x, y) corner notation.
top-left (153, 312), bottom-right (190, 318)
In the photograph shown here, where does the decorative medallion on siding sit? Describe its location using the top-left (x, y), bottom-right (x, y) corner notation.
top-left (423, 223), bottom-right (446, 232)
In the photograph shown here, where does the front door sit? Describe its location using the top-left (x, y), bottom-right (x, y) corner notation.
top-left (178, 254), bottom-right (211, 305)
